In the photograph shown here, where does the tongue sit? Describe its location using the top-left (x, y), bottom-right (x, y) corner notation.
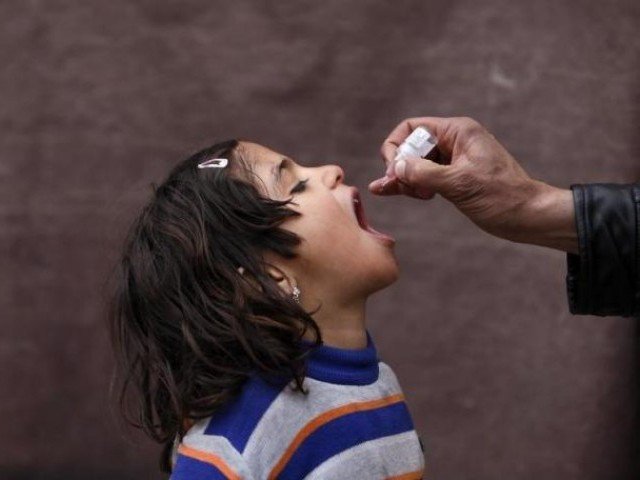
top-left (355, 199), bottom-right (394, 241)
top-left (362, 222), bottom-right (394, 241)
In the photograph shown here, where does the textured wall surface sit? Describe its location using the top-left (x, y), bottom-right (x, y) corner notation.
top-left (2, 1), bottom-right (639, 479)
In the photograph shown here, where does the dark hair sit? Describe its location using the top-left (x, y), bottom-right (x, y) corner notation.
top-left (109, 139), bottom-right (321, 472)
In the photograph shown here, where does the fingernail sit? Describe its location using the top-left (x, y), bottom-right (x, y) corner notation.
top-left (369, 177), bottom-right (385, 189)
top-left (394, 159), bottom-right (406, 179)
top-left (369, 179), bottom-right (381, 189)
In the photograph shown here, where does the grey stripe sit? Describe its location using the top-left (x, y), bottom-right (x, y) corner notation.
top-left (243, 362), bottom-right (404, 478)
top-left (303, 430), bottom-right (425, 480)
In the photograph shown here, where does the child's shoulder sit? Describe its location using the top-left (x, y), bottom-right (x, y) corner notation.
top-left (171, 374), bottom-right (287, 479)
top-left (377, 360), bottom-right (403, 387)
top-left (172, 425), bottom-right (251, 479)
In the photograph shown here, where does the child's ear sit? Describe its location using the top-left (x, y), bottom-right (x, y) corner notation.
top-left (237, 265), bottom-right (295, 296)
top-left (264, 264), bottom-right (295, 297)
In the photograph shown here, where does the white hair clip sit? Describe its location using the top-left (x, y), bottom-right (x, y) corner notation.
top-left (198, 158), bottom-right (228, 169)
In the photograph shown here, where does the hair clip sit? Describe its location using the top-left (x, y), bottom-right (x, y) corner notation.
top-left (198, 158), bottom-right (228, 169)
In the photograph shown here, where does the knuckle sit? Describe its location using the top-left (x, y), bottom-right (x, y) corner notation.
top-left (455, 117), bottom-right (486, 144)
top-left (462, 117), bottom-right (483, 133)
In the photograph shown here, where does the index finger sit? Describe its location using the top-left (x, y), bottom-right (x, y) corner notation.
top-left (380, 118), bottom-right (415, 166)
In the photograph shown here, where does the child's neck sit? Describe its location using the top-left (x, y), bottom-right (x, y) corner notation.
top-left (309, 297), bottom-right (368, 349)
top-left (321, 327), bottom-right (367, 349)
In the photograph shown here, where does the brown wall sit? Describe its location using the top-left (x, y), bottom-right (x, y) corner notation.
top-left (2, 1), bottom-right (639, 478)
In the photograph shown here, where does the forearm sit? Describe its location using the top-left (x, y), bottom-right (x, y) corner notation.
top-left (511, 181), bottom-right (579, 254)
top-left (507, 181), bottom-right (640, 316)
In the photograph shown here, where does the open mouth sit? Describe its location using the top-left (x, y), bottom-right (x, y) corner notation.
top-left (352, 190), bottom-right (370, 230)
top-left (351, 188), bottom-right (395, 245)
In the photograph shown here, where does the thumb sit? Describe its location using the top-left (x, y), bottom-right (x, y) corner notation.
top-left (394, 156), bottom-right (448, 193)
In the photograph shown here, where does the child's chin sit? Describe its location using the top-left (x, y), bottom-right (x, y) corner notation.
top-left (365, 257), bottom-right (400, 293)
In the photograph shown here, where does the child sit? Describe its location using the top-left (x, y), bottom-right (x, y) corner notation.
top-left (110, 139), bottom-right (425, 479)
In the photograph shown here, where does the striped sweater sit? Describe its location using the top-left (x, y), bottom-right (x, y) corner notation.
top-left (170, 333), bottom-right (425, 479)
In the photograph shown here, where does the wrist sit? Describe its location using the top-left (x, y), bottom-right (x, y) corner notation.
top-left (513, 181), bottom-right (578, 254)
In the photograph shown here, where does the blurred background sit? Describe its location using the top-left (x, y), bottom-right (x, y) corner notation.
top-left (2, 0), bottom-right (639, 479)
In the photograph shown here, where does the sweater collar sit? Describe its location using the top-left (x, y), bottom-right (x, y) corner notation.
top-left (303, 331), bottom-right (379, 386)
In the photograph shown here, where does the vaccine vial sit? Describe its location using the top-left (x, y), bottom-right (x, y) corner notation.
top-left (380, 126), bottom-right (441, 189)
top-left (394, 126), bottom-right (439, 162)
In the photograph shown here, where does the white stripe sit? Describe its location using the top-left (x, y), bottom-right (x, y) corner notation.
top-left (243, 362), bottom-right (404, 478)
top-left (303, 430), bottom-right (425, 480)
top-left (180, 418), bottom-right (256, 479)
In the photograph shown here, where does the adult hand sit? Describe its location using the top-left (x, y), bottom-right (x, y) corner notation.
top-left (368, 117), bottom-right (578, 253)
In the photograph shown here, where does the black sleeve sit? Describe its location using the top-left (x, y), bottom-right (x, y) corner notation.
top-left (566, 183), bottom-right (640, 316)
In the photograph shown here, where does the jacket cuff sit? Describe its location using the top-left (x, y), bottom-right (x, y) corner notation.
top-left (566, 184), bottom-right (639, 316)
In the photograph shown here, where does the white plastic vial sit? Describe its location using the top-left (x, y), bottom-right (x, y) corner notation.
top-left (394, 126), bottom-right (438, 161)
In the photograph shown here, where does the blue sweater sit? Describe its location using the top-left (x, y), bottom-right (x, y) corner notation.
top-left (170, 333), bottom-right (425, 479)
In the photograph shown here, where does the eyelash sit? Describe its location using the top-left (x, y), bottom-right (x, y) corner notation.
top-left (290, 178), bottom-right (309, 194)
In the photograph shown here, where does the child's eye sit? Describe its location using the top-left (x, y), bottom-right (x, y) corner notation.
top-left (289, 178), bottom-right (309, 194)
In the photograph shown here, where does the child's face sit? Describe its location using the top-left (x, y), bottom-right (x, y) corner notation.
top-left (240, 142), bottom-right (399, 303)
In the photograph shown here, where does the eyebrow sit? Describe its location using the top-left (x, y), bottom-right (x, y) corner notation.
top-left (271, 157), bottom-right (291, 190)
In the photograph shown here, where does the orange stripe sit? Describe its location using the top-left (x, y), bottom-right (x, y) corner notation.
top-left (178, 444), bottom-right (241, 480)
top-left (385, 469), bottom-right (425, 480)
top-left (268, 393), bottom-right (405, 480)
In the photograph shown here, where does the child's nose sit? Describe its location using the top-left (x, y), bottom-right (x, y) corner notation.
top-left (325, 164), bottom-right (344, 187)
